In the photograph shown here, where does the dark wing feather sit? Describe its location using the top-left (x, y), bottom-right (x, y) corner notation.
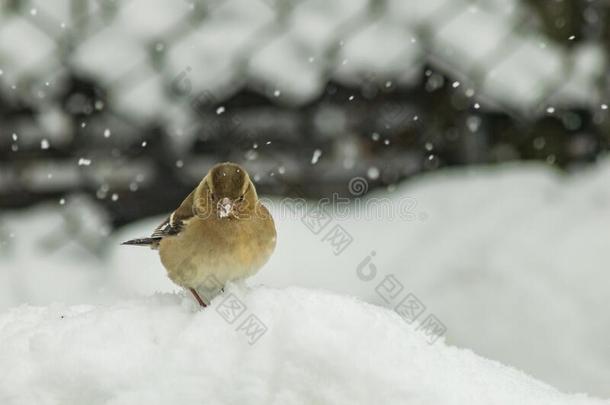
top-left (122, 190), bottom-right (197, 249)
top-left (150, 189), bottom-right (197, 239)
top-left (151, 215), bottom-right (184, 238)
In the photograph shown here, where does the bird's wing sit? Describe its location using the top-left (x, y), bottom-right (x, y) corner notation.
top-left (151, 190), bottom-right (196, 239)
top-left (150, 216), bottom-right (182, 239)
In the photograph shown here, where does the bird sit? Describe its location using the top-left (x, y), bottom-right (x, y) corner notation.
top-left (122, 162), bottom-right (276, 307)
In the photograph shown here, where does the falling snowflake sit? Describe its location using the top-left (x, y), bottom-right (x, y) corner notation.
top-left (104, 129), bottom-right (111, 138)
top-left (311, 149), bottom-right (322, 165)
top-left (367, 166), bottom-right (380, 180)
top-left (533, 137), bottom-right (546, 150)
top-left (78, 158), bottom-right (92, 166)
top-left (41, 139), bottom-right (50, 150)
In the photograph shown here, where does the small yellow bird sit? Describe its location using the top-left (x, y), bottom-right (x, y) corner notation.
top-left (122, 162), bottom-right (276, 307)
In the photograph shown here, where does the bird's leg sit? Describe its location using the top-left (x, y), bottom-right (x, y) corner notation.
top-left (189, 288), bottom-right (207, 308)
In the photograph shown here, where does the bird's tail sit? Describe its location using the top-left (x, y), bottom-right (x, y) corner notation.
top-left (121, 237), bottom-right (161, 247)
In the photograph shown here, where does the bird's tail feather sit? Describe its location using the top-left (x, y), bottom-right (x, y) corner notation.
top-left (121, 237), bottom-right (161, 247)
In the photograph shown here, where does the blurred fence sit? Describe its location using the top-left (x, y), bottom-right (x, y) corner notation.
top-left (0, 0), bottom-right (609, 226)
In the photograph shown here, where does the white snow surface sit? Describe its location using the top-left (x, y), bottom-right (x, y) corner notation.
top-left (0, 286), bottom-right (606, 405)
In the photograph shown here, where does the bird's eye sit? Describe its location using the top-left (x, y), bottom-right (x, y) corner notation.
top-left (237, 195), bottom-right (245, 203)
top-left (211, 193), bottom-right (217, 201)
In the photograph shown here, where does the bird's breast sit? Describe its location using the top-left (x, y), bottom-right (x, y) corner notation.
top-left (159, 209), bottom-right (276, 288)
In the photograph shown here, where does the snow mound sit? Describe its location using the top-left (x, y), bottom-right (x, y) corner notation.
top-left (0, 286), bottom-right (605, 405)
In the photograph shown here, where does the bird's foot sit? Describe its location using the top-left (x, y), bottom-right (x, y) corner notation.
top-left (189, 288), bottom-right (207, 308)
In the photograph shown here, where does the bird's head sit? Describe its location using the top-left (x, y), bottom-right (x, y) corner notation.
top-left (194, 162), bottom-right (258, 220)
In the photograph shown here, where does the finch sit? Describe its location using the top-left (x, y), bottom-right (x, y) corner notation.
top-left (122, 162), bottom-right (276, 307)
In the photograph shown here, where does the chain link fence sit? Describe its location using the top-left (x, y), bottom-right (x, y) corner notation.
top-left (0, 0), bottom-right (609, 225)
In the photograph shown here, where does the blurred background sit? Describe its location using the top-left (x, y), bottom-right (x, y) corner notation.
top-left (0, 0), bottom-right (609, 398)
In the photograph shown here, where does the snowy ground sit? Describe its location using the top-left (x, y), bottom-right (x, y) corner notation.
top-left (0, 286), bottom-right (607, 405)
top-left (1, 159), bottom-right (610, 399)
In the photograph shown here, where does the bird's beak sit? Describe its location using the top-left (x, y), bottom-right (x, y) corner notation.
top-left (217, 197), bottom-right (234, 219)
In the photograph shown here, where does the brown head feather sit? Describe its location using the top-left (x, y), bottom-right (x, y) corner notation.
top-left (208, 162), bottom-right (248, 199)
top-left (193, 162), bottom-right (258, 219)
